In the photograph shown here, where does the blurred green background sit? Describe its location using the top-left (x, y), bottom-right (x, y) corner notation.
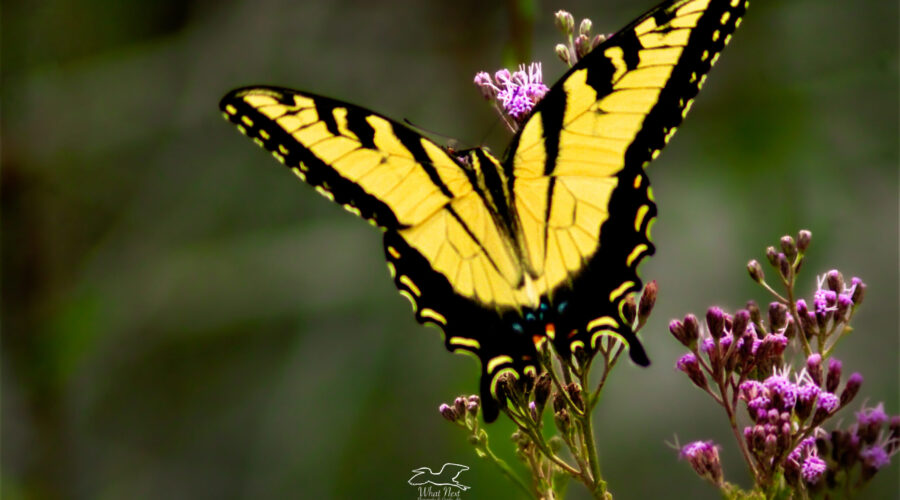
top-left (3, 0), bottom-right (897, 498)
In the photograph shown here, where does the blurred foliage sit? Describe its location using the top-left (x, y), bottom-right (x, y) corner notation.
top-left (2, 0), bottom-right (897, 499)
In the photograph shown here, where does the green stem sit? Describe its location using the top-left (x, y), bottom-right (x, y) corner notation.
top-left (479, 438), bottom-right (535, 498)
top-left (578, 371), bottom-right (604, 497)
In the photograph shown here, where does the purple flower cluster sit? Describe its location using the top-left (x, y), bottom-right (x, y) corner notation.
top-left (737, 355), bottom-right (860, 466)
top-left (783, 403), bottom-right (900, 491)
top-left (671, 304), bottom-right (791, 388)
top-left (439, 395), bottom-right (481, 424)
top-left (784, 436), bottom-right (827, 488)
top-left (474, 63), bottom-right (549, 123)
top-left (795, 270), bottom-right (864, 342)
top-left (670, 231), bottom-right (897, 495)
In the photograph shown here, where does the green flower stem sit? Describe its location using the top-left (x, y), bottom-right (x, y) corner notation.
top-left (474, 432), bottom-right (535, 498)
top-left (758, 278), bottom-right (789, 305)
top-left (579, 407), bottom-right (604, 496)
top-left (513, 417), bottom-right (581, 479)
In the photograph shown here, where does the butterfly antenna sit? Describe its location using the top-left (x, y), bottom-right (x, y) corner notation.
top-left (402, 118), bottom-right (470, 151)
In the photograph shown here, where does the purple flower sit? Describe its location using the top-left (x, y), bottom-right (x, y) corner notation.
top-left (813, 289), bottom-right (837, 314)
top-left (739, 380), bottom-right (764, 400)
top-left (817, 392), bottom-right (840, 413)
top-left (795, 382), bottom-right (821, 420)
top-left (798, 383), bottom-right (821, 404)
top-left (801, 455), bottom-right (827, 484)
top-left (857, 403), bottom-right (888, 428)
top-left (788, 436), bottom-right (817, 461)
top-left (764, 374), bottom-right (798, 410)
top-left (860, 446), bottom-right (890, 471)
top-left (473, 63), bottom-right (549, 123)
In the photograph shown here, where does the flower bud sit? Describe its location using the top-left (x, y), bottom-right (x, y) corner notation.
top-left (850, 277), bottom-right (866, 306)
top-left (826, 358), bottom-right (842, 393)
top-left (574, 34), bottom-right (591, 59)
top-left (779, 422), bottom-right (793, 450)
top-left (746, 300), bottom-right (762, 327)
top-left (622, 294), bottom-right (637, 325)
top-left (747, 259), bottom-right (765, 283)
top-left (706, 307), bottom-right (726, 339)
top-left (732, 309), bottom-right (750, 339)
top-left (738, 332), bottom-right (756, 364)
top-left (777, 253), bottom-right (791, 278)
top-left (780, 235), bottom-right (797, 261)
top-left (826, 270), bottom-right (844, 294)
top-left (683, 314), bottom-right (701, 345)
top-left (454, 396), bottom-right (467, 416)
top-left (554, 10), bottom-right (575, 35)
top-left (495, 374), bottom-right (511, 407)
top-left (751, 425), bottom-right (767, 452)
top-left (797, 229), bottom-right (812, 252)
top-left (680, 441), bottom-right (724, 486)
top-left (555, 44), bottom-right (571, 65)
top-left (534, 372), bottom-right (552, 408)
top-left (638, 280), bottom-right (657, 323)
top-left (669, 320), bottom-right (689, 347)
top-left (835, 295), bottom-right (852, 321)
top-left (796, 300), bottom-right (816, 339)
top-left (677, 353), bottom-right (707, 390)
top-left (840, 373), bottom-right (863, 407)
top-left (439, 403), bottom-right (458, 422)
top-left (768, 302), bottom-right (788, 331)
top-left (552, 393), bottom-right (566, 413)
top-left (578, 18), bottom-right (592, 36)
top-left (761, 333), bottom-right (788, 361)
top-left (806, 353), bottom-right (822, 387)
top-left (591, 34), bottom-right (606, 49)
top-left (518, 369), bottom-right (535, 395)
top-left (565, 382), bottom-right (583, 410)
top-left (765, 246), bottom-right (778, 266)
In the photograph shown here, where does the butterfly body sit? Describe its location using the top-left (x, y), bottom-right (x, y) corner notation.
top-left (221, 0), bottom-right (747, 421)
